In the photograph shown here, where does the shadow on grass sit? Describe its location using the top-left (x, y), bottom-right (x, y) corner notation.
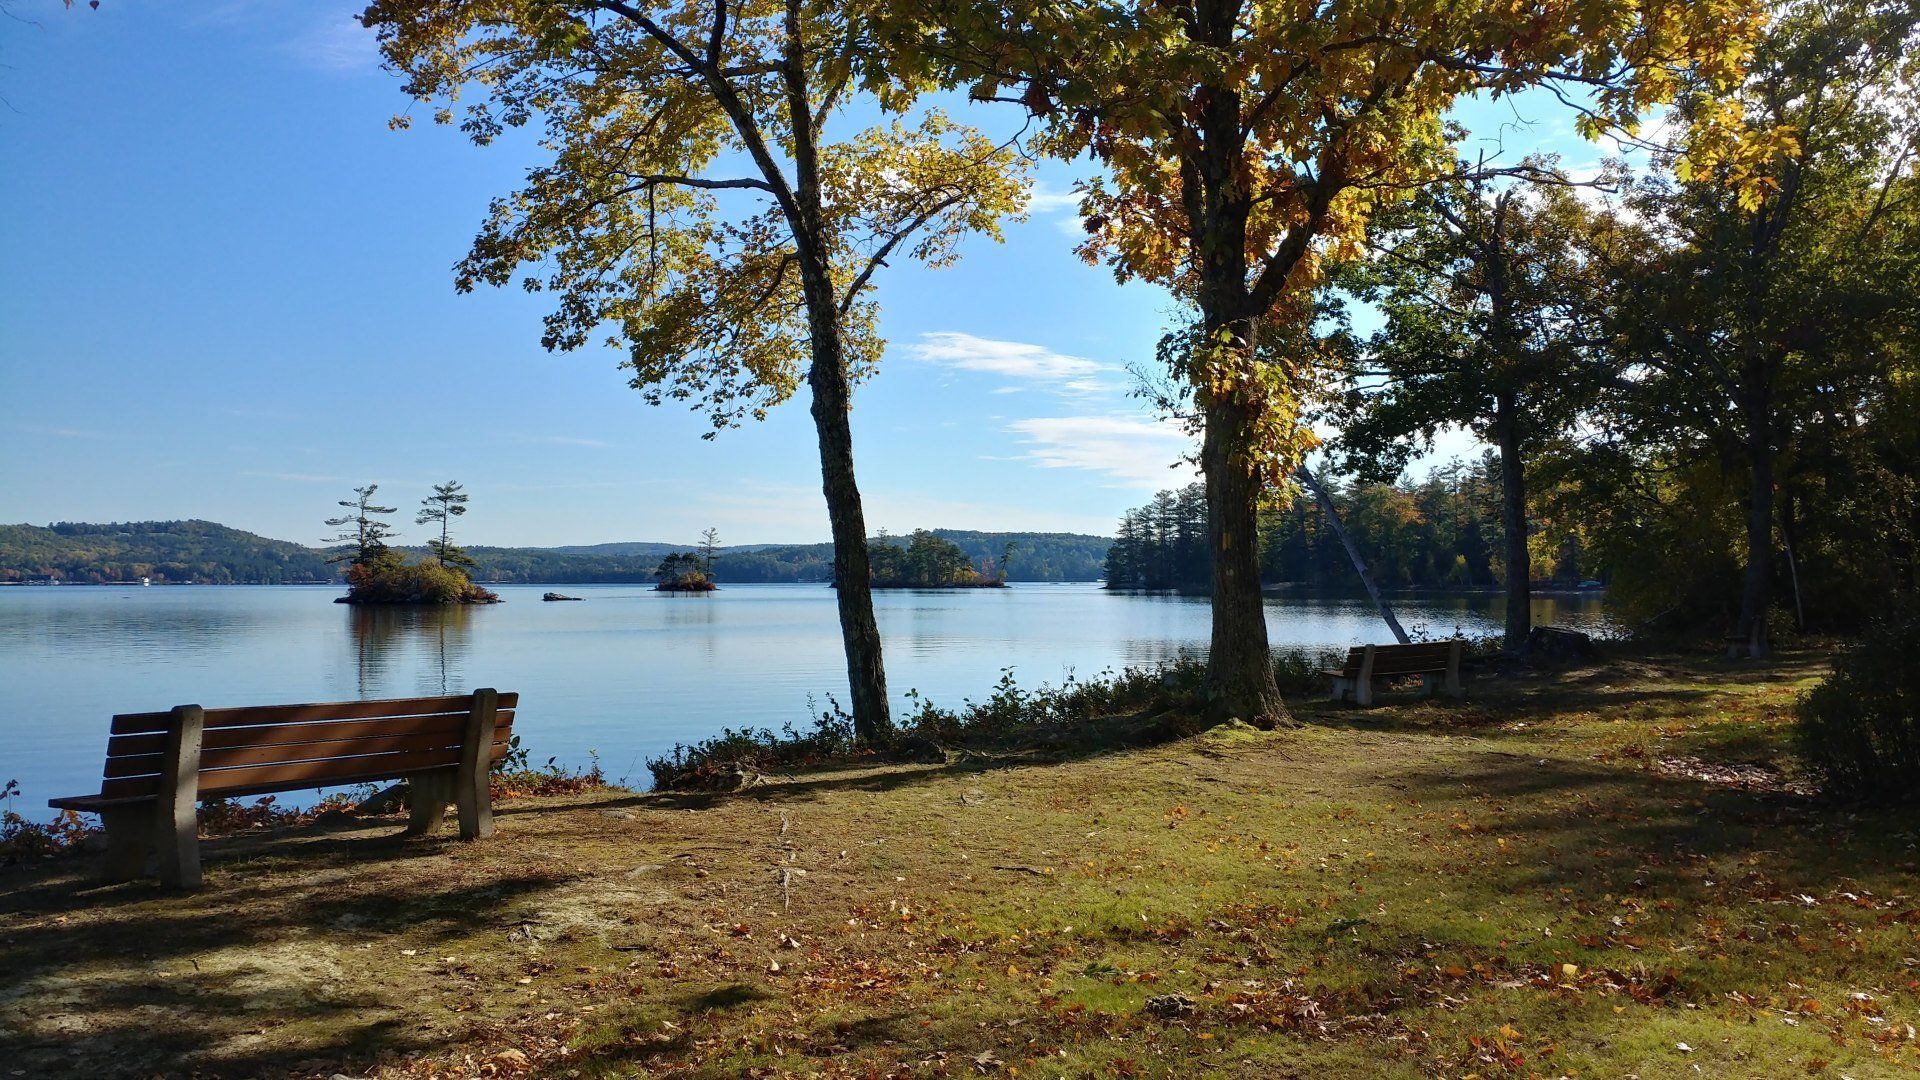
top-left (0, 828), bottom-right (573, 1078)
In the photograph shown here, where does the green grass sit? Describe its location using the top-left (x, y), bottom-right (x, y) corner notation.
top-left (3, 645), bottom-right (1918, 1078)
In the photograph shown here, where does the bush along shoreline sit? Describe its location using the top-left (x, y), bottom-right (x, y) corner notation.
top-left (645, 649), bottom-right (1350, 791)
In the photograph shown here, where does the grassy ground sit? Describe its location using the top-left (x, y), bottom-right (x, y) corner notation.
top-left (4, 646), bottom-right (1918, 1078)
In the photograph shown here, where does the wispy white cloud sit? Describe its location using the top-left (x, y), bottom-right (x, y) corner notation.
top-left (1004, 415), bottom-right (1196, 488)
top-left (220, 406), bottom-right (301, 421)
top-left (907, 332), bottom-right (1114, 395)
top-left (7, 424), bottom-right (111, 440)
top-left (1026, 181), bottom-right (1091, 238)
top-left (865, 491), bottom-right (1117, 536)
top-left (512, 434), bottom-right (616, 449)
top-left (238, 470), bottom-right (351, 484)
top-left (1026, 182), bottom-right (1084, 214)
top-left (287, 10), bottom-right (378, 73)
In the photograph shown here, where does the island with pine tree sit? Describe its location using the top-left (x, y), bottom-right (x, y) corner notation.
top-left (654, 529), bottom-right (721, 592)
top-left (865, 530), bottom-right (1013, 589)
top-left (327, 483), bottom-right (501, 605)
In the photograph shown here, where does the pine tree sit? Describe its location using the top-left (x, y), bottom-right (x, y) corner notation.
top-left (416, 481), bottom-right (475, 572)
top-left (325, 485), bottom-right (398, 568)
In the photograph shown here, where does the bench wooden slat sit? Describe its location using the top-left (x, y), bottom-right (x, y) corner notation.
top-left (108, 693), bottom-right (519, 735)
top-left (99, 741), bottom-right (511, 801)
top-left (104, 710), bottom-right (514, 761)
top-left (1327, 643), bottom-right (1456, 678)
top-left (101, 726), bottom-right (515, 779)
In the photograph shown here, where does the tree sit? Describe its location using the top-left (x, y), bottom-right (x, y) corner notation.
top-left (699, 527), bottom-right (722, 576)
top-left (1599, 0), bottom-right (1920, 656)
top-left (655, 551), bottom-right (706, 584)
top-left (895, 0), bottom-right (1759, 724)
top-left (363, 0), bottom-right (1030, 744)
top-left (1333, 167), bottom-right (1614, 651)
top-left (324, 485), bottom-right (398, 568)
top-left (416, 481), bottom-right (475, 571)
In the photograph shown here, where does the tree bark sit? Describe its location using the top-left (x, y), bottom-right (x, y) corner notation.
top-left (1298, 466), bottom-right (1410, 645)
top-left (802, 285), bottom-right (892, 742)
top-left (1199, 395), bottom-right (1285, 726)
top-left (774, 0), bottom-right (891, 743)
top-left (1492, 393), bottom-right (1532, 653)
top-left (1182, 0), bottom-right (1285, 728)
top-left (1732, 393), bottom-right (1774, 659)
top-left (1781, 490), bottom-right (1805, 632)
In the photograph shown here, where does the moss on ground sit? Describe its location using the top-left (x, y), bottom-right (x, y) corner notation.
top-left (4, 645), bottom-right (1918, 1078)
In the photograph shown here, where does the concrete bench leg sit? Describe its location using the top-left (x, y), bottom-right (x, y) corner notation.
top-left (154, 704), bottom-right (204, 890)
top-left (456, 688), bottom-right (498, 841)
top-left (404, 770), bottom-right (456, 836)
top-left (1329, 677), bottom-right (1351, 703)
top-left (1353, 646), bottom-right (1377, 707)
top-left (99, 804), bottom-right (155, 883)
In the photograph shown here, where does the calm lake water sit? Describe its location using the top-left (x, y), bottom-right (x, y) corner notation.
top-left (0, 583), bottom-right (1608, 817)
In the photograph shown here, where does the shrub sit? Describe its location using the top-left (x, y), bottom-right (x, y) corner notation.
top-left (1, 780), bottom-right (95, 862)
top-left (344, 559), bottom-right (500, 604)
top-left (647, 699), bottom-right (863, 790)
top-left (648, 658), bottom-right (1212, 791)
top-left (1272, 647), bottom-right (1344, 695)
top-left (1796, 601), bottom-right (1920, 803)
top-left (492, 736), bottom-right (609, 798)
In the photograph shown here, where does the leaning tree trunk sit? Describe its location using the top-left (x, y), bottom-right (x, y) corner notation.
top-left (1297, 466), bottom-right (1409, 645)
top-left (798, 254), bottom-right (892, 742)
top-left (1492, 393), bottom-right (1532, 653)
top-left (1732, 393), bottom-right (1774, 660)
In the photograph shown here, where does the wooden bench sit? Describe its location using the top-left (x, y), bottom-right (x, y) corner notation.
top-left (49, 689), bottom-right (516, 889)
top-left (1324, 641), bottom-right (1464, 706)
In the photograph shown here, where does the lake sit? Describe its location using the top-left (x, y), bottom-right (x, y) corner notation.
top-left (0, 583), bottom-right (1608, 817)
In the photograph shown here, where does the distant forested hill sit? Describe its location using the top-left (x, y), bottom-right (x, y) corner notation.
top-left (0, 521), bottom-right (336, 584)
top-left (693, 531), bottom-right (1109, 583)
top-left (1, 522), bottom-right (1111, 585)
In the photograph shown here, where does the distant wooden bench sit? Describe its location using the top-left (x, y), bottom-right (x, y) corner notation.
top-left (49, 689), bottom-right (517, 889)
top-left (1324, 642), bottom-right (1464, 706)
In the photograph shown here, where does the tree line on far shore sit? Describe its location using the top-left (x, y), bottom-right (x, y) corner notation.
top-left (1105, 461), bottom-right (1598, 595)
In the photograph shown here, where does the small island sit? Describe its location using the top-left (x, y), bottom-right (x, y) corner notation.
top-left (867, 530), bottom-right (1011, 589)
top-left (327, 483), bottom-right (501, 605)
top-left (654, 529), bottom-right (721, 592)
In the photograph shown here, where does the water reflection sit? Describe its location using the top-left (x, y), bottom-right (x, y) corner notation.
top-left (349, 604), bottom-right (474, 697)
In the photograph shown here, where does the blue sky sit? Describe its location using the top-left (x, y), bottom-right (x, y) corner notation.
top-left (1, 1), bottom-right (1612, 547)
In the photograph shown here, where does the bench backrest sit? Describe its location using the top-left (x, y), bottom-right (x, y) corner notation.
top-left (1334, 641), bottom-right (1459, 677)
top-left (98, 692), bottom-right (518, 802)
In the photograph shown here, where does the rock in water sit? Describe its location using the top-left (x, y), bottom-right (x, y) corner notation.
top-left (542, 592), bottom-right (583, 602)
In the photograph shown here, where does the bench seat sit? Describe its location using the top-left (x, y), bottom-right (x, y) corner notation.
top-left (50, 690), bottom-right (516, 889)
top-left (1325, 642), bottom-right (1464, 706)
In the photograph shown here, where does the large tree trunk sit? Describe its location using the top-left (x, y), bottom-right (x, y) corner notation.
top-left (1186, 0), bottom-right (1285, 729)
top-left (1199, 394), bottom-right (1284, 727)
top-left (804, 312), bottom-right (892, 742)
top-left (773, 13), bottom-right (892, 744)
top-left (1298, 466), bottom-right (1409, 644)
top-left (1732, 395), bottom-right (1774, 659)
top-left (1492, 393), bottom-right (1532, 653)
